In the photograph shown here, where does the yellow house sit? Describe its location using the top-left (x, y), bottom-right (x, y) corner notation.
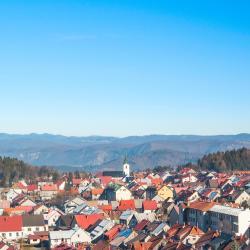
top-left (157, 185), bottom-right (173, 200)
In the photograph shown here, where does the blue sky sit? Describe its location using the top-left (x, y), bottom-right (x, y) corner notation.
top-left (0, 0), bottom-right (250, 136)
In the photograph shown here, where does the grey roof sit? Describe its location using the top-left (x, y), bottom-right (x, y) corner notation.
top-left (151, 222), bottom-right (168, 236)
top-left (134, 199), bottom-right (143, 209)
top-left (90, 219), bottom-right (114, 240)
top-left (209, 205), bottom-right (248, 216)
top-left (73, 204), bottom-right (101, 215)
top-left (49, 229), bottom-right (77, 240)
top-left (66, 197), bottom-right (86, 206)
top-left (120, 210), bottom-right (134, 221)
top-left (103, 171), bottom-right (124, 178)
top-left (125, 232), bottom-right (147, 245)
top-left (73, 203), bottom-right (88, 213)
top-left (57, 215), bottom-right (75, 228)
top-left (110, 236), bottom-right (126, 247)
top-left (22, 215), bottom-right (45, 227)
top-left (135, 212), bottom-right (156, 222)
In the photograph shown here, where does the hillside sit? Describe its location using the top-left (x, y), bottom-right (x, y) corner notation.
top-left (0, 133), bottom-right (250, 171)
top-left (0, 156), bottom-right (58, 187)
top-left (198, 147), bottom-right (250, 172)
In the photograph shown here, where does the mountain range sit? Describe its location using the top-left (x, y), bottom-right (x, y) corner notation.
top-left (0, 133), bottom-right (250, 171)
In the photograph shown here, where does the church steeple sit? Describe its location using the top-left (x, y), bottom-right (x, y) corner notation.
top-left (123, 155), bottom-right (130, 177)
top-left (124, 154), bottom-right (128, 164)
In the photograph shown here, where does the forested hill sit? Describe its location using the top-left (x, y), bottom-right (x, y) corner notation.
top-left (197, 148), bottom-right (250, 172)
top-left (0, 157), bottom-right (59, 187)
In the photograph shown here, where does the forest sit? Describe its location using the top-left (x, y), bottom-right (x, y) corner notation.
top-left (181, 148), bottom-right (250, 173)
top-left (0, 156), bottom-right (59, 187)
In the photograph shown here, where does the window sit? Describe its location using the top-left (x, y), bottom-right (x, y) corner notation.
top-left (16, 233), bottom-right (19, 236)
top-left (9, 233), bottom-right (12, 237)
top-left (36, 227), bottom-right (39, 231)
top-left (28, 228), bottom-right (31, 231)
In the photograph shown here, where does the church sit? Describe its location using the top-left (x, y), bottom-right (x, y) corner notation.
top-left (102, 157), bottom-right (131, 179)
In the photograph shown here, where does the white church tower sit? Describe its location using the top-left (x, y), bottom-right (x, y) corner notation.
top-left (123, 156), bottom-right (130, 177)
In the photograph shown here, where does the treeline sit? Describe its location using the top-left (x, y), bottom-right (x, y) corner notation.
top-left (198, 147), bottom-right (250, 172)
top-left (180, 148), bottom-right (250, 173)
top-left (0, 156), bottom-right (59, 187)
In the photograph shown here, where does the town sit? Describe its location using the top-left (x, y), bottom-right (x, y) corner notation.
top-left (0, 158), bottom-right (250, 250)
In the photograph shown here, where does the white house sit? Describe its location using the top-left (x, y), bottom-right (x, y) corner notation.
top-left (231, 190), bottom-right (250, 205)
top-left (181, 174), bottom-right (198, 184)
top-left (57, 180), bottom-right (66, 191)
top-left (33, 205), bottom-right (49, 215)
top-left (44, 208), bottom-right (64, 227)
top-left (116, 186), bottom-right (132, 201)
top-left (39, 184), bottom-right (58, 201)
top-left (0, 216), bottom-right (23, 242)
top-left (49, 227), bottom-right (91, 248)
top-left (19, 198), bottom-right (37, 207)
top-left (22, 215), bottom-right (48, 238)
top-left (209, 205), bottom-right (250, 236)
top-left (6, 189), bottom-right (22, 203)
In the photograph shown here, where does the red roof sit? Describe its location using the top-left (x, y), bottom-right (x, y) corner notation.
top-left (173, 186), bottom-right (189, 194)
top-left (118, 200), bottom-right (135, 211)
top-left (0, 216), bottom-right (23, 232)
top-left (27, 184), bottom-right (38, 192)
top-left (99, 176), bottom-right (113, 186)
top-left (4, 206), bottom-right (34, 214)
top-left (143, 200), bottom-right (157, 211)
top-left (75, 214), bottom-right (103, 230)
top-left (99, 204), bottom-right (113, 212)
top-left (41, 184), bottom-right (58, 191)
top-left (151, 178), bottom-right (163, 186)
top-left (188, 201), bottom-right (217, 212)
top-left (91, 188), bottom-right (104, 195)
top-left (14, 182), bottom-right (27, 190)
top-left (72, 178), bottom-right (83, 186)
top-left (166, 224), bottom-right (183, 237)
top-left (134, 219), bottom-right (150, 231)
top-left (105, 225), bottom-right (122, 240)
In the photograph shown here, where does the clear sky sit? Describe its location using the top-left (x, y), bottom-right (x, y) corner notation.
top-left (0, 0), bottom-right (250, 136)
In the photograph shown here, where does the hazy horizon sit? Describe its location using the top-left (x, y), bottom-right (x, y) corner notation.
top-left (0, 131), bottom-right (250, 138)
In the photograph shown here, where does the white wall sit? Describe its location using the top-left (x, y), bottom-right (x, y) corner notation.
top-left (116, 187), bottom-right (132, 201)
top-left (238, 210), bottom-right (250, 235)
top-left (0, 231), bottom-right (23, 241)
top-left (22, 226), bottom-right (48, 238)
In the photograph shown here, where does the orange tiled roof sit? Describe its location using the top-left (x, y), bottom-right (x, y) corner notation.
top-left (0, 216), bottom-right (22, 232)
top-left (92, 188), bottom-right (104, 195)
top-left (4, 206), bottom-right (33, 214)
top-left (41, 184), bottom-right (58, 191)
top-left (143, 200), bottom-right (157, 211)
top-left (75, 214), bottom-right (103, 230)
top-left (105, 224), bottom-right (122, 240)
top-left (151, 178), bottom-right (163, 186)
top-left (99, 204), bottom-right (113, 212)
top-left (118, 200), bottom-right (135, 211)
top-left (189, 226), bottom-right (204, 236)
top-left (188, 201), bottom-right (217, 212)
